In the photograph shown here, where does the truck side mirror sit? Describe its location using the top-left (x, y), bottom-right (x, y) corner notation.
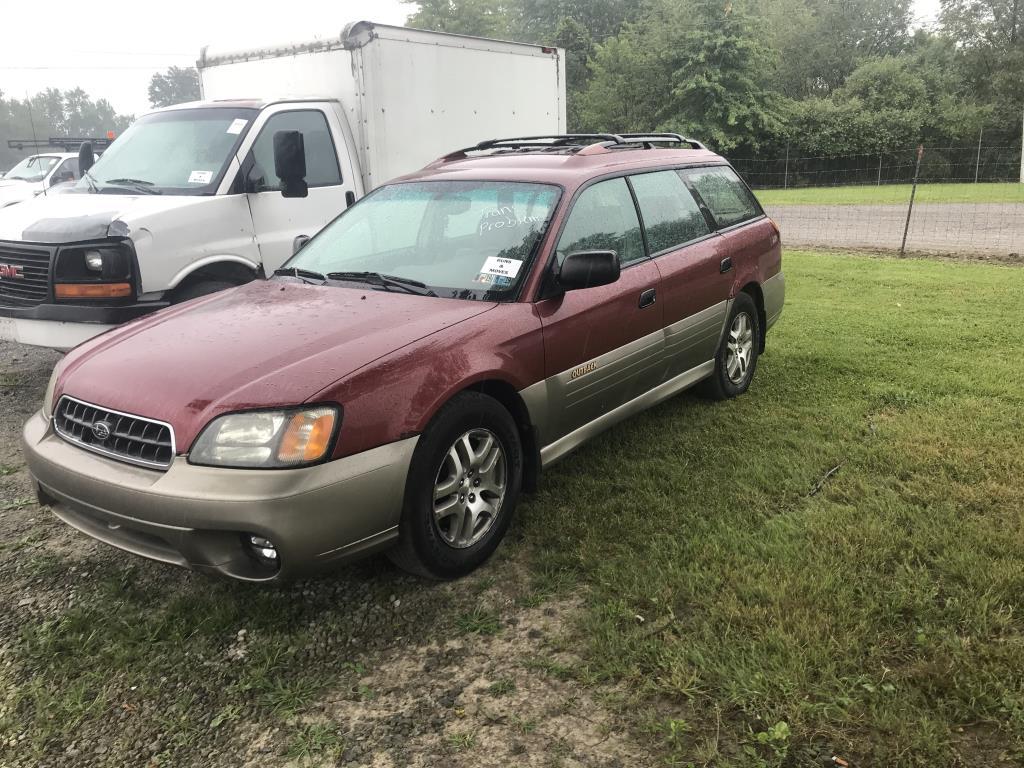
top-left (558, 250), bottom-right (621, 291)
top-left (78, 142), bottom-right (95, 175)
top-left (273, 131), bottom-right (308, 199)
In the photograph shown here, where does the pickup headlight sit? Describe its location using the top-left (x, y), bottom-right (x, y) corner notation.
top-left (54, 244), bottom-right (134, 300)
top-left (189, 406), bottom-right (339, 469)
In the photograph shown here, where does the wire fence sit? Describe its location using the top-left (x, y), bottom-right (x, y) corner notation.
top-left (733, 145), bottom-right (1024, 257)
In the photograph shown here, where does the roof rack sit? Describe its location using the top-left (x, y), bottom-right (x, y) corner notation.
top-left (6, 137), bottom-right (114, 152)
top-left (441, 132), bottom-right (706, 161)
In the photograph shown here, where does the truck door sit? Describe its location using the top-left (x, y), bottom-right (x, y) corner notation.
top-left (241, 106), bottom-right (358, 273)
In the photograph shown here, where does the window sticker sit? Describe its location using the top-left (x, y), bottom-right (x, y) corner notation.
top-left (479, 256), bottom-right (523, 279)
top-left (188, 170), bottom-right (214, 185)
top-left (226, 118), bottom-right (248, 135)
top-left (473, 273), bottom-right (495, 286)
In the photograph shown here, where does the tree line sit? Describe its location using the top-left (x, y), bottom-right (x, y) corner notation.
top-left (405, 0), bottom-right (1024, 158)
top-left (0, 67), bottom-right (198, 171)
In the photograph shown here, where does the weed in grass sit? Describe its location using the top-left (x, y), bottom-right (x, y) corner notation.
top-left (286, 722), bottom-right (343, 761)
top-left (0, 497), bottom-right (32, 512)
top-left (523, 655), bottom-right (573, 680)
top-left (455, 607), bottom-right (501, 635)
top-left (512, 715), bottom-right (538, 735)
top-left (0, 464), bottom-right (18, 476)
top-left (447, 730), bottom-right (477, 750)
top-left (488, 677), bottom-right (516, 697)
top-left (756, 181), bottom-right (1024, 206)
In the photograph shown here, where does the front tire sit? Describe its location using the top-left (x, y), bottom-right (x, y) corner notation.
top-left (388, 392), bottom-right (523, 579)
top-left (699, 291), bottom-right (760, 400)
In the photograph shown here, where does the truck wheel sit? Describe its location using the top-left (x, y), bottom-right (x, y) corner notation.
top-left (699, 291), bottom-right (760, 401)
top-left (388, 392), bottom-right (523, 580)
top-left (169, 280), bottom-right (238, 304)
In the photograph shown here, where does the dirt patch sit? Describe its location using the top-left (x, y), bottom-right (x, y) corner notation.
top-left (250, 597), bottom-right (644, 767)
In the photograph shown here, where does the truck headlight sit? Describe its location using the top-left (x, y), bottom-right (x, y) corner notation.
top-left (189, 406), bottom-right (339, 469)
top-left (54, 244), bottom-right (134, 300)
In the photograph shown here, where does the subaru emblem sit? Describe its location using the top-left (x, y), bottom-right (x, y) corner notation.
top-left (91, 421), bottom-right (112, 441)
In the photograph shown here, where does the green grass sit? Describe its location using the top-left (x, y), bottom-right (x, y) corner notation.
top-left (756, 181), bottom-right (1024, 206)
top-left (4, 249), bottom-right (1023, 766)
top-left (520, 250), bottom-right (1024, 766)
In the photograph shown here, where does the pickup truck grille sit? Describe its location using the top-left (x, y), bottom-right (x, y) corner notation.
top-left (0, 243), bottom-right (51, 307)
top-left (53, 396), bottom-right (176, 470)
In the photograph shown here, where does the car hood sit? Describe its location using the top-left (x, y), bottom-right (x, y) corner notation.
top-left (0, 180), bottom-right (39, 206)
top-left (56, 280), bottom-right (497, 452)
top-left (0, 191), bottom-right (208, 242)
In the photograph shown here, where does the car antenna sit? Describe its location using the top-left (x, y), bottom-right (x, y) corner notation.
top-left (25, 92), bottom-right (46, 198)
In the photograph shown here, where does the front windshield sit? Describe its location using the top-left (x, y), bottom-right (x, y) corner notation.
top-left (289, 181), bottom-right (562, 301)
top-left (76, 107), bottom-right (256, 195)
top-left (5, 155), bottom-right (59, 182)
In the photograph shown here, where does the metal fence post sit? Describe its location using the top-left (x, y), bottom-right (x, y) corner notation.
top-left (784, 143), bottom-right (790, 189)
top-left (975, 127), bottom-right (983, 183)
top-left (900, 145), bottom-right (924, 256)
top-left (877, 152), bottom-right (882, 185)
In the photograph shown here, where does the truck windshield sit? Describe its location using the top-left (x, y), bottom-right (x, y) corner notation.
top-left (287, 181), bottom-right (562, 301)
top-left (4, 155), bottom-right (60, 182)
top-left (78, 107), bottom-right (257, 195)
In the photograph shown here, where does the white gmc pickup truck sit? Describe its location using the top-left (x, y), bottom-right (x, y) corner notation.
top-left (0, 21), bottom-right (566, 349)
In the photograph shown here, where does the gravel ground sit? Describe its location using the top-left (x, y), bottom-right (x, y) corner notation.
top-left (766, 202), bottom-right (1024, 255)
top-left (0, 339), bottom-right (645, 768)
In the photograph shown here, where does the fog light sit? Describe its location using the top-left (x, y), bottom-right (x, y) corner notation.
top-left (84, 250), bottom-right (104, 272)
top-left (246, 535), bottom-right (279, 568)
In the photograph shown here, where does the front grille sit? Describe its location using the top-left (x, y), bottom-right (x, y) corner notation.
top-left (0, 243), bottom-right (51, 307)
top-left (53, 396), bottom-right (176, 470)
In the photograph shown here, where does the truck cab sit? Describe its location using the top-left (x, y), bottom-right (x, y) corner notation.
top-left (0, 153), bottom-right (84, 209)
top-left (0, 21), bottom-right (565, 351)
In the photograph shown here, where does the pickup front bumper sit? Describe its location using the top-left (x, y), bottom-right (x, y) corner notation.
top-left (0, 301), bottom-right (166, 350)
top-left (22, 410), bottom-right (418, 581)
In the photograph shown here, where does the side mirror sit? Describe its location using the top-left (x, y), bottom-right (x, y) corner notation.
top-left (558, 250), bottom-right (620, 291)
top-left (273, 130), bottom-right (308, 198)
top-left (77, 142), bottom-right (94, 175)
top-left (292, 234), bottom-right (311, 254)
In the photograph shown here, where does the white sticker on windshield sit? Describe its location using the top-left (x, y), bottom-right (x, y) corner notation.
top-left (188, 170), bottom-right (213, 185)
top-left (480, 256), bottom-right (523, 279)
top-left (226, 118), bottom-right (248, 135)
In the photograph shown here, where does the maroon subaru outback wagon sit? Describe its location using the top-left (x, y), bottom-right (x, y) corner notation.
top-left (23, 133), bottom-right (785, 582)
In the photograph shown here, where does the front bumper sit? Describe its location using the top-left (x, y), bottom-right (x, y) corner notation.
top-left (22, 411), bottom-right (418, 581)
top-left (0, 301), bottom-right (167, 351)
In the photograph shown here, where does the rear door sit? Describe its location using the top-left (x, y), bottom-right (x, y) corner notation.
top-left (242, 105), bottom-right (359, 273)
top-left (534, 177), bottom-right (664, 444)
top-left (628, 168), bottom-right (730, 378)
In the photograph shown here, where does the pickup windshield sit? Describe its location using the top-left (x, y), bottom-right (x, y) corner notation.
top-left (4, 155), bottom-right (60, 182)
top-left (287, 181), bottom-right (562, 301)
top-left (74, 107), bottom-right (257, 195)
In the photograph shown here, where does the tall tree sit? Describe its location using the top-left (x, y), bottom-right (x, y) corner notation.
top-left (147, 66), bottom-right (201, 108)
top-left (403, 0), bottom-right (515, 37)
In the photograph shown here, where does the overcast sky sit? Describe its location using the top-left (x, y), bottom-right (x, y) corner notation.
top-left (1, 0), bottom-right (943, 118)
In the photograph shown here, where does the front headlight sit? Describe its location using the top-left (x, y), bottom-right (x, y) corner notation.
top-left (41, 365), bottom-right (60, 420)
top-left (189, 406), bottom-right (339, 469)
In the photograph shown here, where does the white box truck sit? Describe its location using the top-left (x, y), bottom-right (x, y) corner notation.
top-left (0, 22), bottom-right (566, 349)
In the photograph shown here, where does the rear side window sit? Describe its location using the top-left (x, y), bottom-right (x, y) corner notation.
top-left (684, 166), bottom-right (761, 229)
top-left (250, 110), bottom-right (342, 191)
top-left (556, 178), bottom-right (645, 266)
top-left (629, 170), bottom-right (710, 253)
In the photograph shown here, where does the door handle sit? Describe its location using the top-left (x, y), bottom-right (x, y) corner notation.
top-left (720, 257), bottom-right (733, 274)
top-left (345, 191), bottom-right (356, 208)
top-left (638, 288), bottom-right (656, 309)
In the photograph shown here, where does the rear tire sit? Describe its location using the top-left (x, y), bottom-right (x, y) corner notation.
top-left (699, 291), bottom-right (760, 401)
top-left (388, 392), bottom-right (522, 580)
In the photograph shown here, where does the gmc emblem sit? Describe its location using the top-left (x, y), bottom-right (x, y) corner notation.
top-left (0, 264), bottom-right (24, 279)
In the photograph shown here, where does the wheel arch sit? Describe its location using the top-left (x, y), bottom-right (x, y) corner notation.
top-left (460, 378), bottom-right (541, 494)
top-left (740, 280), bottom-right (767, 352)
top-left (168, 256), bottom-right (260, 292)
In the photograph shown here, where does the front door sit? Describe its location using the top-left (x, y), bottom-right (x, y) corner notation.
top-left (534, 177), bottom-right (664, 446)
top-left (243, 106), bottom-right (358, 273)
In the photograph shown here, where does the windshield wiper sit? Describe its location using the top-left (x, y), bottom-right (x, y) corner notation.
top-left (326, 271), bottom-right (436, 297)
top-left (104, 178), bottom-right (162, 195)
top-left (273, 267), bottom-right (327, 285)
